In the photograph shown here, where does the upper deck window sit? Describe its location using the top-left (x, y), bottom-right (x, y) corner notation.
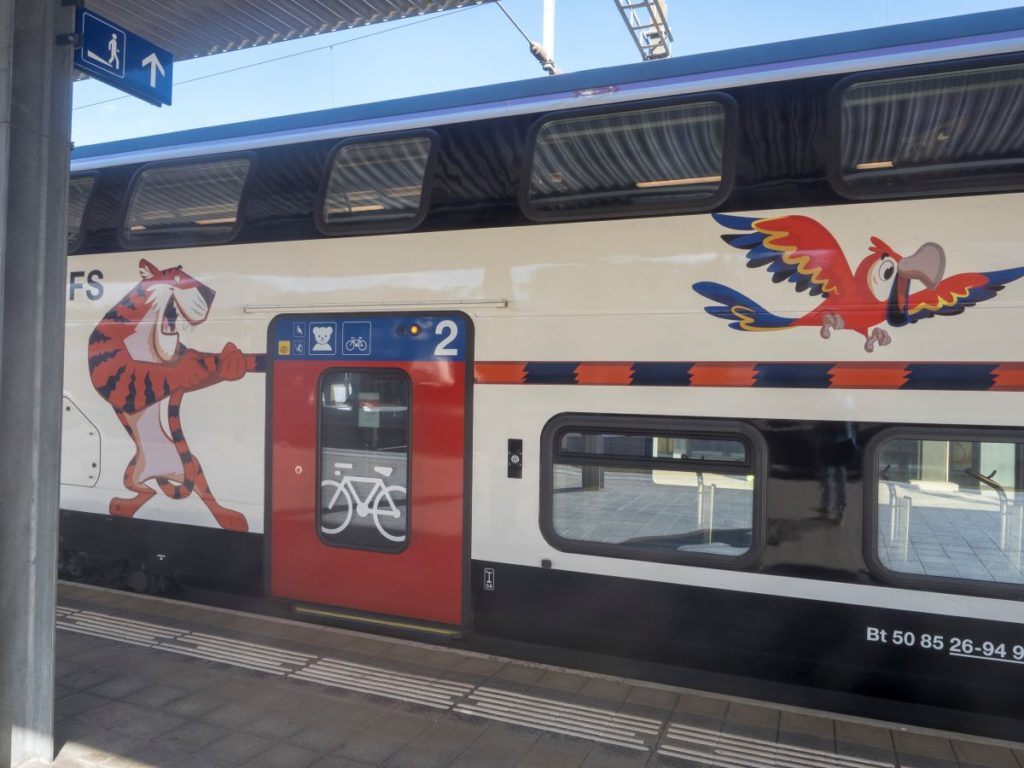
top-left (123, 156), bottom-right (252, 248)
top-left (319, 133), bottom-right (435, 235)
top-left (524, 99), bottom-right (732, 220)
top-left (836, 61), bottom-right (1024, 197)
top-left (67, 175), bottom-right (95, 252)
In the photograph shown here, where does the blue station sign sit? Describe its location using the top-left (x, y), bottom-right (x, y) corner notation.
top-left (74, 8), bottom-right (173, 107)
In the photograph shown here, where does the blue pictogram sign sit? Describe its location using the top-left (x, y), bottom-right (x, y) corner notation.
top-left (272, 315), bottom-right (466, 362)
top-left (74, 8), bottom-right (173, 107)
top-left (341, 322), bottom-right (371, 356)
top-left (310, 322), bottom-right (338, 356)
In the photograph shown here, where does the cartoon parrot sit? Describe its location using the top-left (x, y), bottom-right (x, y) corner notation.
top-left (693, 213), bottom-right (1024, 352)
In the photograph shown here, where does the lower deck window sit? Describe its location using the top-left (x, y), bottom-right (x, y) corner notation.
top-left (542, 417), bottom-right (761, 564)
top-left (875, 436), bottom-right (1024, 586)
top-left (319, 370), bottom-right (409, 552)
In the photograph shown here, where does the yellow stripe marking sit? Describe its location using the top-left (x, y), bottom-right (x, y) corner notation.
top-left (294, 606), bottom-right (462, 638)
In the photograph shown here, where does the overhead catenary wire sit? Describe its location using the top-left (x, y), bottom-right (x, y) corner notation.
top-left (494, 0), bottom-right (533, 45)
top-left (74, 3), bottom-right (480, 112)
top-left (494, 1), bottom-right (559, 75)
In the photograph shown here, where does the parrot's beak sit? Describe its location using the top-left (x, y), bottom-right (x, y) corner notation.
top-left (898, 242), bottom-right (945, 290)
top-left (888, 243), bottom-right (946, 327)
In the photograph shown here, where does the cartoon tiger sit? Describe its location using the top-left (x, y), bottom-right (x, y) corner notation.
top-left (88, 259), bottom-right (263, 532)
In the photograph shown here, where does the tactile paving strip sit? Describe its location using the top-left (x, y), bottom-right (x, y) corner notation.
top-left (453, 686), bottom-right (662, 750)
top-left (659, 723), bottom-right (896, 768)
top-left (160, 631), bottom-right (316, 675)
top-left (56, 607), bottom-right (185, 648)
top-left (291, 657), bottom-right (473, 709)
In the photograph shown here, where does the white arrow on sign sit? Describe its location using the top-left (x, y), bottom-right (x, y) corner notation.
top-left (141, 52), bottom-right (165, 88)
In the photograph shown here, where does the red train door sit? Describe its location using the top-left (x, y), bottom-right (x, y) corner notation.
top-left (268, 313), bottom-right (470, 630)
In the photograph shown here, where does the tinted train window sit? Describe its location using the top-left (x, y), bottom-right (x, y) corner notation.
top-left (542, 415), bottom-right (762, 566)
top-left (836, 62), bottom-right (1024, 197)
top-left (319, 133), bottom-right (435, 234)
top-left (67, 175), bottom-right (95, 252)
top-left (524, 98), bottom-right (732, 220)
top-left (123, 155), bottom-right (252, 248)
top-left (875, 435), bottom-right (1024, 587)
top-left (319, 370), bottom-right (410, 553)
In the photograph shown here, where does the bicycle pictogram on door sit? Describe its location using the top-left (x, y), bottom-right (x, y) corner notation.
top-left (321, 462), bottom-right (407, 543)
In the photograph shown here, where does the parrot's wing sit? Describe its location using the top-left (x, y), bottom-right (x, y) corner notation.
top-left (904, 266), bottom-right (1024, 322)
top-left (714, 213), bottom-right (856, 298)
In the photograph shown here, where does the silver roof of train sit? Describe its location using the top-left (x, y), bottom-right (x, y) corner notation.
top-left (71, 6), bottom-right (1024, 172)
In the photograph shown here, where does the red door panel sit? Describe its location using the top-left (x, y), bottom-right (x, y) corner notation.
top-left (268, 314), bottom-right (469, 627)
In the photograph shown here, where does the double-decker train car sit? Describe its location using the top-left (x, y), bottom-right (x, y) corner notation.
top-left (61, 8), bottom-right (1024, 740)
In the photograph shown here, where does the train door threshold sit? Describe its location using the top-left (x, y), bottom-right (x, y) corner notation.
top-left (53, 581), bottom-right (1024, 768)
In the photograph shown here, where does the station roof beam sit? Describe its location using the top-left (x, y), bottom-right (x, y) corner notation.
top-left (76, 0), bottom-right (498, 63)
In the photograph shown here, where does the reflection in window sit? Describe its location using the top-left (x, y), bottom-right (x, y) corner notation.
top-left (125, 157), bottom-right (251, 246)
top-left (67, 175), bottom-right (94, 251)
top-left (319, 370), bottom-right (410, 552)
top-left (877, 437), bottom-right (1024, 584)
top-left (558, 432), bottom-right (747, 464)
top-left (839, 63), bottom-right (1024, 193)
top-left (321, 135), bottom-right (433, 231)
top-left (550, 428), bottom-right (755, 559)
top-left (528, 101), bottom-right (727, 216)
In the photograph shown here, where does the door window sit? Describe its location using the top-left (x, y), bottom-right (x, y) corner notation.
top-left (319, 370), bottom-right (410, 552)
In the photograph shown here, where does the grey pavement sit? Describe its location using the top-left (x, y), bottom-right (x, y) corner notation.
top-left (40, 581), bottom-right (1024, 768)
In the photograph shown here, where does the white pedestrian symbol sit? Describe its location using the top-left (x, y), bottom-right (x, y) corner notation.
top-left (107, 33), bottom-right (120, 68)
top-left (84, 25), bottom-right (123, 73)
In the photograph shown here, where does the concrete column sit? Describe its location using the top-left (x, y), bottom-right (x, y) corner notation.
top-left (0, 0), bottom-right (74, 765)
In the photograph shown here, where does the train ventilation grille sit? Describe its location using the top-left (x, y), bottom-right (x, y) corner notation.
top-left (453, 686), bottom-right (662, 750)
top-left (659, 723), bottom-right (896, 768)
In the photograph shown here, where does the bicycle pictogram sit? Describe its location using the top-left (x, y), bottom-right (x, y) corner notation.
top-left (320, 462), bottom-right (406, 542)
top-left (344, 336), bottom-right (368, 352)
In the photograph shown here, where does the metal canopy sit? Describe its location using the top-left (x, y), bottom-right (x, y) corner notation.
top-left (78, 0), bottom-right (496, 61)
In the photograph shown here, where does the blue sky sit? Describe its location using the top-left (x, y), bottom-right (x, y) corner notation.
top-left (71, 0), bottom-right (1024, 147)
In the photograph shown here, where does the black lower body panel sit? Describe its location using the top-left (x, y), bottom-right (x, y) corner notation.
top-left (59, 509), bottom-right (262, 594)
top-left (470, 560), bottom-right (1024, 740)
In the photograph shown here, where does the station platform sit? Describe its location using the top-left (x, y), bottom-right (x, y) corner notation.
top-left (43, 581), bottom-right (1024, 768)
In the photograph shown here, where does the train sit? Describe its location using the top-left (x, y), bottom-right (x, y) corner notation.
top-left (61, 7), bottom-right (1024, 741)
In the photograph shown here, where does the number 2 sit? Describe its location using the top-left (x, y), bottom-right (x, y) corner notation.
top-left (433, 320), bottom-right (459, 357)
